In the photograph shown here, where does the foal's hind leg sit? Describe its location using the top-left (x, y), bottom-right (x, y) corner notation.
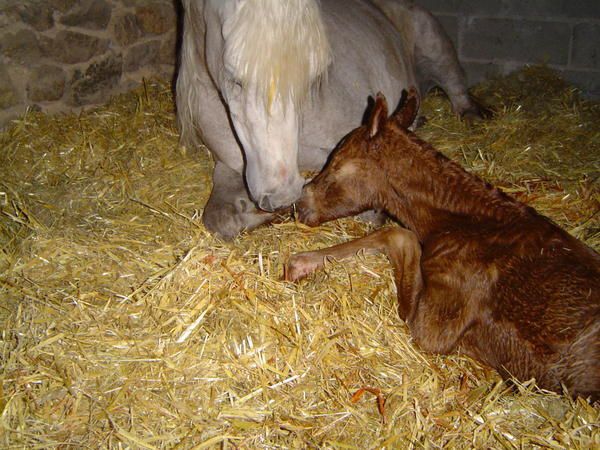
top-left (203, 162), bottom-right (277, 240)
top-left (286, 227), bottom-right (423, 321)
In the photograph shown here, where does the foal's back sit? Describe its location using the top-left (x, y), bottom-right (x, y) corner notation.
top-left (448, 208), bottom-right (600, 399)
top-left (417, 144), bottom-right (600, 399)
top-left (292, 90), bottom-right (600, 400)
top-left (359, 94), bottom-right (600, 399)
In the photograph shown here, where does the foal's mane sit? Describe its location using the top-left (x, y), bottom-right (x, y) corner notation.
top-left (220, 0), bottom-right (331, 109)
top-left (396, 129), bottom-right (531, 222)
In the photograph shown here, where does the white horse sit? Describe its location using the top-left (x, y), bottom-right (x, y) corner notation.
top-left (177, 0), bottom-right (483, 239)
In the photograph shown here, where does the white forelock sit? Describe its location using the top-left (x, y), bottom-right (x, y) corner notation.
top-left (221, 0), bottom-right (332, 109)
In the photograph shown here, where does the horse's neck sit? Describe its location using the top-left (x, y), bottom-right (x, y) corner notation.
top-left (380, 134), bottom-right (523, 239)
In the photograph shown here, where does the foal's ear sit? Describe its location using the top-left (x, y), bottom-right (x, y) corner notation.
top-left (368, 92), bottom-right (389, 138)
top-left (392, 87), bottom-right (420, 129)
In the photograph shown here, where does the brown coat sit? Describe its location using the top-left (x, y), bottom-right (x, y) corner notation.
top-left (286, 90), bottom-right (600, 401)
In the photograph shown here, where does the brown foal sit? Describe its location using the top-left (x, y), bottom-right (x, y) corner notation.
top-left (286, 89), bottom-right (600, 401)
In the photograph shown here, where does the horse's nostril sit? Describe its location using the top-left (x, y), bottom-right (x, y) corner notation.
top-left (258, 195), bottom-right (275, 212)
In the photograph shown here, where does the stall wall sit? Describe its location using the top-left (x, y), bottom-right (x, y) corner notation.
top-left (1, 0), bottom-right (598, 129)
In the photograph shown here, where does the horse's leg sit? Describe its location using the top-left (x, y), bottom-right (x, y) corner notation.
top-left (204, 162), bottom-right (277, 240)
top-left (371, 0), bottom-right (485, 119)
top-left (407, 281), bottom-right (476, 355)
top-left (286, 227), bottom-right (422, 321)
top-left (194, 107), bottom-right (277, 239)
top-left (178, 83), bottom-right (275, 239)
top-left (407, 6), bottom-right (486, 119)
top-left (178, 50), bottom-right (279, 239)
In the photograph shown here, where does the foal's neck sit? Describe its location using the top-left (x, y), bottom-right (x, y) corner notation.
top-left (378, 132), bottom-right (525, 239)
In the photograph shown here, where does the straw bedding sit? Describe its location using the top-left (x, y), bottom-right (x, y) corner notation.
top-left (1, 66), bottom-right (598, 448)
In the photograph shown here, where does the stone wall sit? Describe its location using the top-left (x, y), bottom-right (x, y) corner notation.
top-left (1, 1), bottom-right (599, 130)
top-left (0, 0), bottom-right (177, 129)
top-left (414, 0), bottom-right (600, 98)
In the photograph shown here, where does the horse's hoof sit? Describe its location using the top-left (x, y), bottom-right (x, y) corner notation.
top-left (202, 205), bottom-right (243, 241)
top-left (460, 98), bottom-right (494, 122)
top-left (202, 201), bottom-right (282, 240)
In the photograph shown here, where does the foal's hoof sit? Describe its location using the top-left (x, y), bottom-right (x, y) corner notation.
top-left (357, 210), bottom-right (387, 227)
top-left (284, 252), bottom-right (321, 282)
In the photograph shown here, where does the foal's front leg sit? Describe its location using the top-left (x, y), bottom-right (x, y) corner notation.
top-left (286, 227), bottom-right (423, 321)
top-left (288, 228), bottom-right (482, 358)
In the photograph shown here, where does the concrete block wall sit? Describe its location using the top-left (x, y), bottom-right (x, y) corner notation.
top-left (0, 0), bottom-right (178, 129)
top-left (414, 0), bottom-right (600, 98)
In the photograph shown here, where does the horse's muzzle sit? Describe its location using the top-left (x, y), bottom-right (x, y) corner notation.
top-left (257, 189), bottom-right (300, 212)
top-left (257, 194), bottom-right (279, 212)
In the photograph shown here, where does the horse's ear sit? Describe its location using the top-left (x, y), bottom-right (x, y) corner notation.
top-left (392, 87), bottom-right (419, 129)
top-left (368, 92), bottom-right (389, 138)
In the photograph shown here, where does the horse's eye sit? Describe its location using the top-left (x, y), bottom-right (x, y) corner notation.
top-left (226, 77), bottom-right (243, 92)
top-left (222, 78), bottom-right (243, 101)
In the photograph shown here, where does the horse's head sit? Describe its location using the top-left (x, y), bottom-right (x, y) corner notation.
top-left (216, 0), bottom-right (331, 212)
top-left (221, 80), bottom-right (305, 212)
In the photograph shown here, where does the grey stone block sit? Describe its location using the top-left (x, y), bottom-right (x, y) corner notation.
top-left (60, 0), bottom-right (111, 30)
top-left (560, 69), bottom-right (600, 99)
top-left (436, 15), bottom-right (459, 48)
top-left (42, 30), bottom-right (109, 65)
top-left (124, 40), bottom-right (161, 71)
top-left (121, 0), bottom-right (173, 7)
top-left (561, 1), bottom-right (600, 19)
top-left (572, 23), bottom-right (600, 69)
top-left (159, 31), bottom-right (177, 66)
top-left (0, 14), bottom-right (9, 30)
top-left (461, 61), bottom-right (509, 86)
top-left (27, 65), bottom-right (66, 102)
top-left (415, 0), bottom-right (600, 18)
top-left (69, 53), bottom-right (123, 106)
top-left (502, 0), bottom-right (600, 18)
top-left (48, 0), bottom-right (77, 13)
top-left (135, 2), bottom-right (177, 36)
top-left (5, 3), bottom-right (54, 31)
top-left (414, 0), bottom-right (500, 15)
top-left (462, 18), bottom-right (570, 65)
top-left (0, 64), bottom-right (19, 108)
top-left (0, 29), bottom-right (42, 64)
top-left (114, 13), bottom-right (144, 46)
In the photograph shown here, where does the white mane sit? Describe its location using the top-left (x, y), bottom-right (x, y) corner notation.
top-left (221, 0), bottom-right (332, 108)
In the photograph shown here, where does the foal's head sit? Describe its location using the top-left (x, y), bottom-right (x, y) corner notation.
top-left (296, 89), bottom-right (419, 226)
